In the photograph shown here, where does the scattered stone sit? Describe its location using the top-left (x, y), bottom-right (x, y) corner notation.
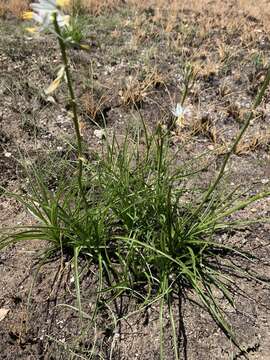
top-left (94, 129), bottom-right (106, 139)
top-left (0, 308), bottom-right (9, 322)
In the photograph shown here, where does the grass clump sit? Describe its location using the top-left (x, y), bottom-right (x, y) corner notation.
top-left (1, 121), bottom-right (269, 355)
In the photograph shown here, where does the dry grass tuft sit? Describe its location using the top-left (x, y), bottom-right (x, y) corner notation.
top-left (190, 113), bottom-right (218, 144)
top-left (119, 69), bottom-right (166, 107)
top-left (0, 0), bottom-right (29, 17)
top-left (79, 0), bottom-right (123, 15)
top-left (2, 0), bottom-right (270, 32)
top-left (236, 132), bottom-right (270, 155)
top-left (81, 91), bottom-right (109, 122)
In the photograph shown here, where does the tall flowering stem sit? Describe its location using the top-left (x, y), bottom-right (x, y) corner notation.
top-left (53, 13), bottom-right (87, 206)
top-left (192, 65), bottom-right (270, 219)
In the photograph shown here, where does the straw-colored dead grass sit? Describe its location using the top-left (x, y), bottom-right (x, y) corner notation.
top-left (0, 0), bottom-right (29, 17)
top-left (79, 0), bottom-right (124, 15)
top-left (1, 0), bottom-right (270, 32)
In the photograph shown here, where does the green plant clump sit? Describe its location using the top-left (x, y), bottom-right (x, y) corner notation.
top-left (1, 1), bottom-right (270, 358)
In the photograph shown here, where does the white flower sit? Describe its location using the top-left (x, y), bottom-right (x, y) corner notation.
top-left (23, 0), bottom-right (70, 32)
top-left (171, 103), bottom-right (187, 118)
top-left (171, 103), bottom-right (191, 128)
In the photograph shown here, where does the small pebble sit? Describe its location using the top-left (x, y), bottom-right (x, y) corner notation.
top-left (94, 129), bottom-right (106, 139)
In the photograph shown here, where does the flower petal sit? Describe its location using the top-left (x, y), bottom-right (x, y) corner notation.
top-left (45, 78), bottom-right (62, 94)
top-left (44, 65), bottom-right (65, 94)
top-left (27, 0), bottom-right (69, 30)
top-left (26, 27), bottom-right (38, 33)
top-left (22, 11), bottom-right (33, 20)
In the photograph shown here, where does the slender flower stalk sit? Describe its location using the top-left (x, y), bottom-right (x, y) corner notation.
top-left (192, 65), bottom-right (270, 219)
top-left (23, 1), bottom-right (87, 206)
top-left (52, 13), bottom-right (87, 206)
